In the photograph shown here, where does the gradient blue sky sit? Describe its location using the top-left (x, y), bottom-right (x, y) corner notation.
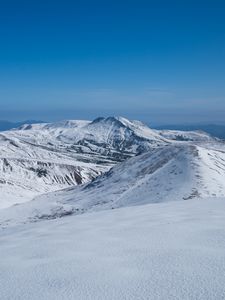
top-left (0, 0), bottom-right (225, 124)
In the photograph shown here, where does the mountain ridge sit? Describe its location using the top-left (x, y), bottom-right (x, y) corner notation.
top-left (1, 142), bottom-right (225, 227)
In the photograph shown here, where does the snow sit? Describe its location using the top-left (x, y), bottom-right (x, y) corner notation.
top-left (0, 116), bottom-right (220, 208)
top-left (0, 197), bottom-right (225, 300)
top-left (0, 142), bottom-right (225, 226)
top-left (1, 142), bottom-right (225, 228)
top-left (158, 129), bottom-right (215, 142)
top-left (0, 117), bottom-right (225, 299)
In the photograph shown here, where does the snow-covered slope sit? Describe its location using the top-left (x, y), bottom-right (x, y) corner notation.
top-left (0, 157), bottom-right (102, 208)
top-left (1, 197), bottom-right (225, 300)
top-left (71, 143), bottom-right (225, 208)
top-left (37, 143), bottom-right (225, 209)
top-left (158, 129), bottom-right (216, 142)
top-left (2, 142), bottom-right (225, 227)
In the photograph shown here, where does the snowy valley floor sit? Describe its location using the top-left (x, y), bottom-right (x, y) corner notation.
top-left (0, 197), bottom-right (225, 300)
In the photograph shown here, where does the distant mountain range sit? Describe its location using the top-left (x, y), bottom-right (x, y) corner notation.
top-left (154, 124), bottom-right (225, 140)
top-left (1, 120), bottom-right (225, 140)
top-left (0, 120), bottom-right (44, 131)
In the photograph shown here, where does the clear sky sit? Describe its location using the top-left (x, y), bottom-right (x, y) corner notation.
top-left (0, 0), bottom-right (225, 124)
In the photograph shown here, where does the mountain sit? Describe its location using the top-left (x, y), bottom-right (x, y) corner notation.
top-left (0, 116), bottom-right (218, 209)
top-left (2, 141), bottom-right (225, 227)
top-left (0, 116), bottom-right (165, 207)
top-left (155, 124), bottom-right (225, 140)
top-left (0, 120), bottom-right (44, 131)
top-left (68, 143), bottom-right (225, 208)
top-left (0, 117), bottom-right (225, 299)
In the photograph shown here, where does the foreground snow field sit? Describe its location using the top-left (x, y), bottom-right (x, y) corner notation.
top-left (1, 197), bottom-right (225, 300)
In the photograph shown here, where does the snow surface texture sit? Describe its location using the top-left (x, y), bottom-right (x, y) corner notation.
top-left (1, 198), bottom-right (225, 300)
top-left (0, 116), bottom-right (216, 208)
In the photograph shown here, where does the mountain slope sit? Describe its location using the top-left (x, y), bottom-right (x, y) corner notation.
top-left (37, 143), bottom-right (225, 211)
top-left (0, 117), bottom-right (168, 207)
top-left (1, 197), bottom-right (225, 300)
top-left (155, 124), bottom-right (225, 140)
top-left (1, 142), bottom-right (225, 227)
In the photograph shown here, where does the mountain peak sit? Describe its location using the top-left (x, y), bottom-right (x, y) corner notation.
top-left (90, 116), bottom-right (127, 126)
top-left (89, 116), bottom-right (149, 131)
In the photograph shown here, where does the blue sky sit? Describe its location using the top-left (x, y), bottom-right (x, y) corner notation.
top-left (0, 0), bottom-right (225, 124)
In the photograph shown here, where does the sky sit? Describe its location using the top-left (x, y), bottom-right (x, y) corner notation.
top-left (0, 0), bottom-right (225, 125)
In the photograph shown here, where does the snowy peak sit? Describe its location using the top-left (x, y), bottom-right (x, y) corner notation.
top-left (89, 116), bottom-right (160, 138)
top-left (90, 116), bottom-right (126, 126)
top-left (85, 116), bottom-right (168, 151)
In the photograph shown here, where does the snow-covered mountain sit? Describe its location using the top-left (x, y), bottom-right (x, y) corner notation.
top-left (0, 117), bottom-right (156, 207)
top-left (2, 141), bottom-right (225, 227)
top-left (1, 116), bottom-right (214, 208)
top-left (1, 117), bottom-right (225, 300)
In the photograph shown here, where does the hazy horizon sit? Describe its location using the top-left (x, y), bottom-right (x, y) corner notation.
top-left (1, 113), bottom-right (225, 127)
